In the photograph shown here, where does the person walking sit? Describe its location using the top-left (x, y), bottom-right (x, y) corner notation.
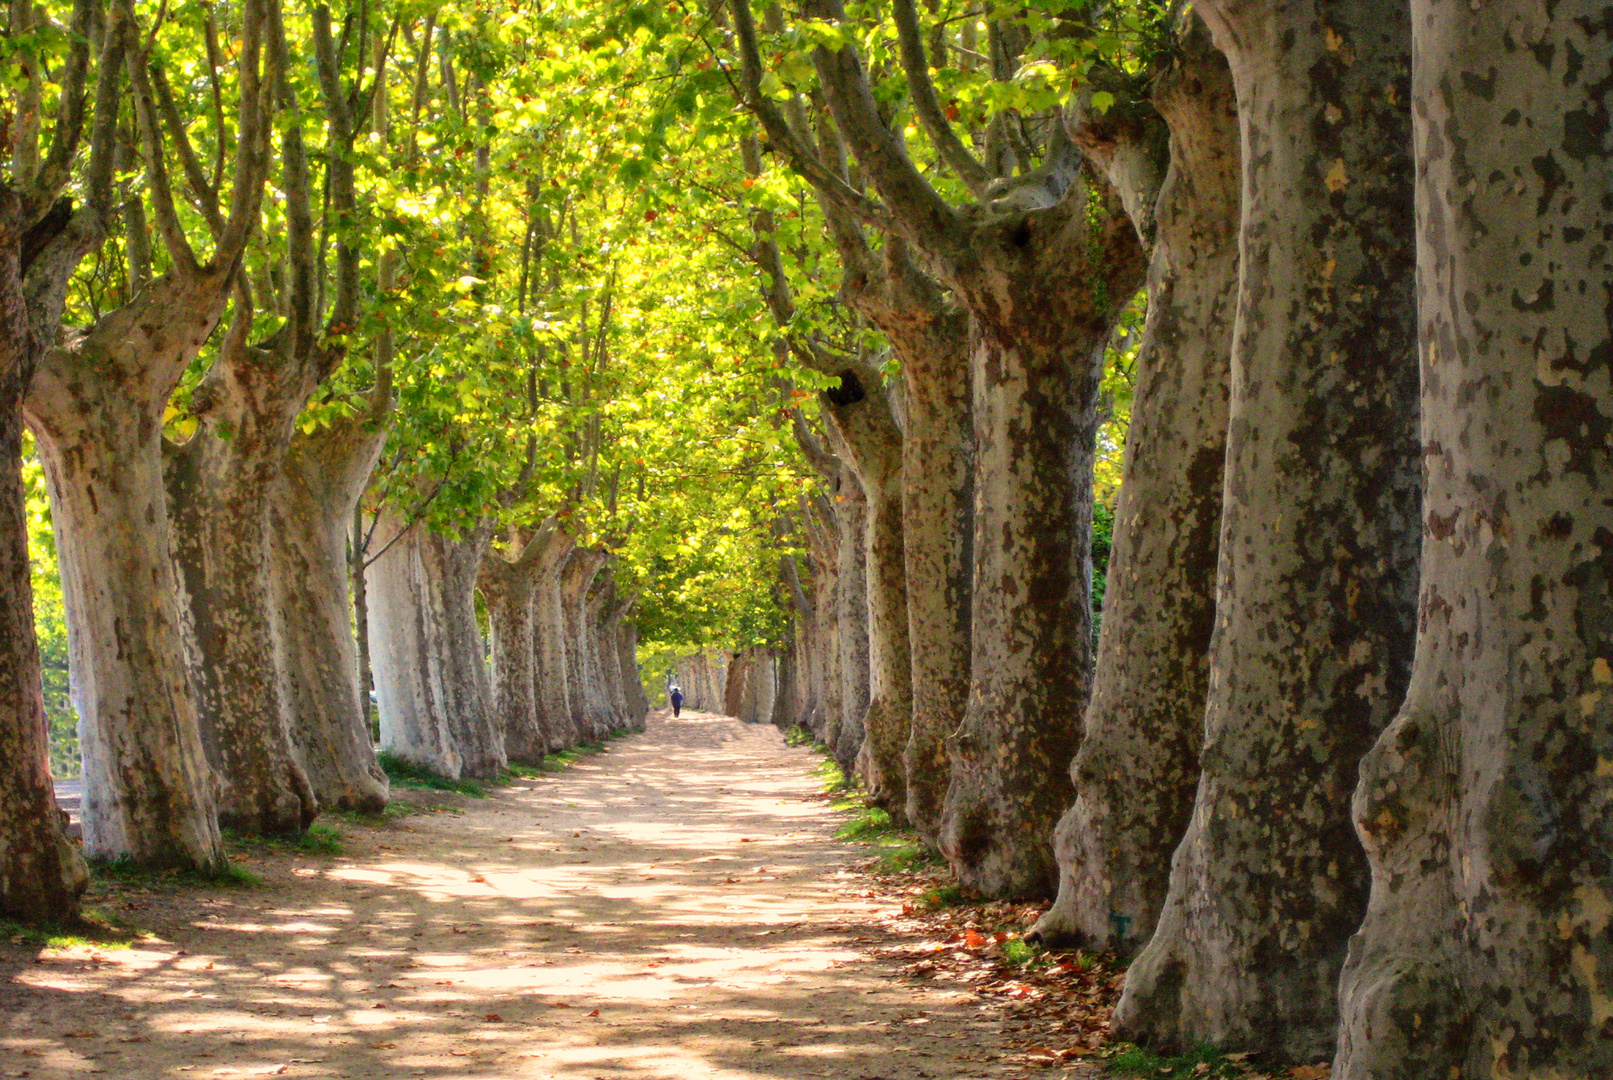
top-left (669, 685), bottom-right (684, 718)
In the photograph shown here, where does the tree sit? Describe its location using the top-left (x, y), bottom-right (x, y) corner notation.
top-left (1115, 0), bottom-right (1421, 1058)
top-left (0, 0), bottom-right (124, 916)
top-left (1337, 5), bottom-right (1613, 1076)
top-left (1034, 12), bottom-right (1238, 953)
top-left (27, 0), bottom-right (270, 865)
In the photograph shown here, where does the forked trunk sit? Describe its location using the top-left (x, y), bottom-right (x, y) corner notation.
top-left (1115, 0), bottom-right (1418, 1057)
top-left (25, 273), bottom-right (230, 867)
top-left (269, 414), bottom-right (390, 812)
top-left (1337, 6), bottom-right (1613, 1077)
top-left (1035, 19), bottom-right (1238, 951)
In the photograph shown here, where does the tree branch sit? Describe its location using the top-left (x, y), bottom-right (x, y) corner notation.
top-left (890, 0), bottom-right (992, 196)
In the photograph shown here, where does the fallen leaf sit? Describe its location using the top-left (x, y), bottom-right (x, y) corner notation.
top-left (1288, 1067), bottom-right (1330, 1080)
top-left (469, 876), bottom-right (488, 884)
top-left (371, 1043), bottom-right (396, 1050)
top-left (483, 1013), bottom-right (504, 1023)
top-left (587, 1009), bottom-right (600, 1017)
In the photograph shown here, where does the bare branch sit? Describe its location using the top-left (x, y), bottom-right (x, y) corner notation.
top-left (124, 0), bottom-right (200, 275)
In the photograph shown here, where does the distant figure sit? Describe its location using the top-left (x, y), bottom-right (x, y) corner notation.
top-left (669, 685), bottom-right (684, 718)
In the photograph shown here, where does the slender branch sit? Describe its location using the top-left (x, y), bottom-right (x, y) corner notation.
top-left (123, 0), bottom-right (200, 275)
top-left (890, 0), bottom-right (992, 195)
top-left (800, 0), bottom-right (962, 251)
top-left (725, 0), bottom-right (901, 237)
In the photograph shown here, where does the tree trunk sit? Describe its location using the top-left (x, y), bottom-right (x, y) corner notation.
top-left (824, 378), bottom-right (910, 817)
top-left (583, 587), bottom-right (619, 734)
top-left (1034, 18), bottom-right (1238, 952)
top-left (167, 415), bottom-right (318, 836)
top-left (898, 309), bottom-right (973, 845)
top-left (269, 414), bottom-right (390, 813)
top-left (0, 360), bottom-right (88, 919)
top-left (725, 651), bottom-right (753, 719)
top-left (24, 272), bottom-right (229, 868)
top-left (617, 622), bottom-right (648, 730)
top-left (532, 532), bottom-right (578, 750)
top-left (366, 510), bottom-right (458, 776)
top-left (831, 465), bottom-right (870, 772)
top-left (772, 641), bottom-right (798, 730)
top-left (481, 525), bottom-right (571, 764)
top-left (560, 548), bottom-right (608, 741)
top-left (366, 513), bottom-right (503, 779)
top-left (418, 524), bottom-right (502, 777)
top-left (1336, 6), bottom-right (1613, 1077)
top-left (1114, 0), bottom-right (1419, 1059)
top-left (482, 577), bottom-right (540, 761)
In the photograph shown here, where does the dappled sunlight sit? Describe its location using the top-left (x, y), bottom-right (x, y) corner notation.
top-left (3, 712), bottom-right (1010, 1080)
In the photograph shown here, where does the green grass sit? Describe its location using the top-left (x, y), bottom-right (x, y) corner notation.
top-left (815, 756), bottom-right (852, 794)
top-left (872, 840), bottom-right (944, 874)
top-left (919, 882), bottom-right (967, 908)
top-left (1103, 1044), bottom-right (1250, 1079)
top-left (224, 822), bottom-right (345, 857)
top-left (835, 804), bottom-right (896, 841)
top-left (783, 725), bottom-right (820, 748)
top-left (377, 752), bottom-right (489, 797)
top-left (90, 855), bottom-right (262, 888)
top-left (0, 909), bottom-right (148, 950)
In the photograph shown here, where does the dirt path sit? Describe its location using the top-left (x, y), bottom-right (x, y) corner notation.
top-left (2, 712), bottom-right (1041, 1080)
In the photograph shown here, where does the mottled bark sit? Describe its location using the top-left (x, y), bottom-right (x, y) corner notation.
top-left (531, 531), bottom-right (578, 750)
top-left (1336, 6), bottom-right (1613, 1077)
top-left (366, 513), bottom-right (502, 779)
top-left (617, 622), bottom-right (648, 731)
top-left (831, 463), bottom-right (870, 772)
top-left (560, 548), bottom-right (609, 741)
top-left (725, 652), bottom-right (752, 718)
top-left (583, 585), bottom-right (620, 733)
top-left (269, 413), bottom-right (390, 813)
top-left (821, 375), bottom-right (910, 817)
top-left (480, 523), bottom-right (567, 763)
top-left (1035, 17), bottom-right (1238, 952)
top-left (167, 403), bottom-right (319, 835)
top-left (0, 365), bottom-right (88, 919)
top-left (1115, 0), bottom-right (1419, 1058)
top-left (419, 524), bottom-right (502, 776)
top-left (26, 273), bottom-right (230, 867)
top-left (896, 309), bottom-right (973, 845)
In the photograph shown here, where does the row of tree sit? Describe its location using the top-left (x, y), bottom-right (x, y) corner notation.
top-left (646, 0), bottom-right (1609, 1075)
top-left (0, 0), bottom-right (790, 920)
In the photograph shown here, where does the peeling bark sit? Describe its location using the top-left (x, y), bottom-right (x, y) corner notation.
top-left (531, 531), bottom-right (578, 750)
top-left (26, 273), bottom-right (230, 867)
top-left (366, 513), bottom-right (502, 779)
top-left (0, 358), bottom-right (88, 919)
top-left (1035, 17), bottom-right (1238, 952)
top-left (269, 413), bottom-right (390, 813)
top-left (1336, 6), bottom-right (1613, 1077)
top-left (560, 548), bottom-right (609, 741)
top-left (480, 523), bottom-right (568, 763)
top-left (831, 463), bottom-right (870, 772)
top-left (1115, 0), bottom-right (1419, 1058)
top-left (616, 621), bottom-right (648, 731)
top-left (167, 392), bottom-right (319, 835)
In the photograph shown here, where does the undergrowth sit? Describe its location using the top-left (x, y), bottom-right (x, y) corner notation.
top-left (1103, 1043), bottom-right (1252, 1079)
